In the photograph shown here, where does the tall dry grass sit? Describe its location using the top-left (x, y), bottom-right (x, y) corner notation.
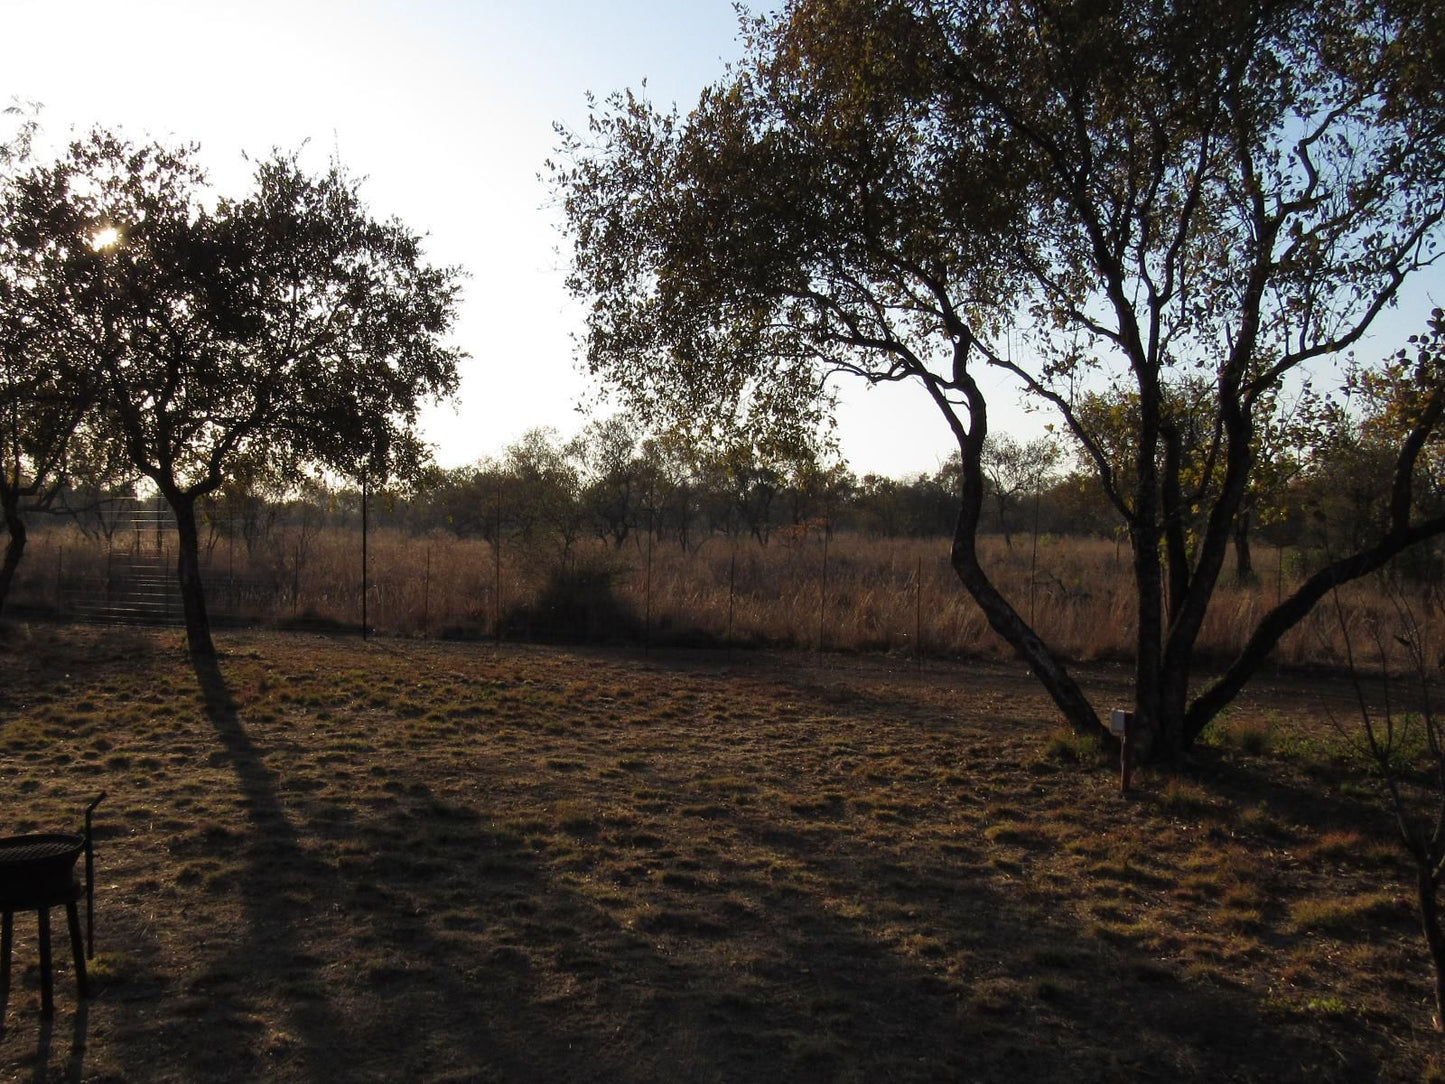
top-left (5, 520), bottom-right (1431, 673)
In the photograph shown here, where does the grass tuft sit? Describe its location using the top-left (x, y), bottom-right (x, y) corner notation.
top-left (1288, 891), bottom-right (1401, 934)
top-left (1040, 726), bottom-right (1106, 765)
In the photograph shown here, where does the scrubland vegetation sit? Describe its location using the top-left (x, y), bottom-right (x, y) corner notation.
top-left (9, 505), bottom-right (1432, 678)
top-left (2, 514), bottom-right (1421, 676)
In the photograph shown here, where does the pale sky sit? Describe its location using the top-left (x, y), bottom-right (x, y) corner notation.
top-left (6, 1), bottom-right (1442, 480)
top-left (4, 0), bottom-right (972, 480)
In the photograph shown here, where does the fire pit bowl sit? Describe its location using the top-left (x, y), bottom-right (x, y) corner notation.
top-left (0, 833), bottom-right (85, 905)
top-left (0, 795), bottom-right (103, 1018)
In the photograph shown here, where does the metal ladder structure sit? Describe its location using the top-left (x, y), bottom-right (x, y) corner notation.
top-left (64, 499), bottom-right (182, 626)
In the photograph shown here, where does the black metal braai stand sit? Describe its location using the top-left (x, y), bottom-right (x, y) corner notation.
top-left (0, 793), bottom-right (105, 1018)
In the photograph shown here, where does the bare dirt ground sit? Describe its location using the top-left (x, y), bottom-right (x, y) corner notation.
top-left (0, 624), bottom-right (1439, 1082)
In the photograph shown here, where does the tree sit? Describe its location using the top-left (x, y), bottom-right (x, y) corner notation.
top-left (12, 131), bottom-right (463, 656)
top-left (980, 434), bottom-right (1061, 547)
top-left (411, 463), bottom-right (493, 538)
top-left (554, 0), bottom-right (1445, 760)
top-left (637, 432), bottom-right (704, 550)
top-left (0, 277), bottom-right (98, 614)
top-left (576, 413), bottom-right (645, 548)
top-left (1293, 310), bottom-right (1445, 574)
top-left (783, 457), bottom-right (855, 531)
top-left (717, 440), bottom-right (784, 545)
top-left (1228, 389), bottom-right (1319, 580)
top-left (502, 427), bottom-right (588, 563)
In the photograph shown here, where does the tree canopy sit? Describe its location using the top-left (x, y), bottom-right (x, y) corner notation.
top-left (0, 104), bottom-right (113, 613)
top-left (2, 130), bottom-right (464, 654)
top-left (554, 0), bottom-right (1445, 759)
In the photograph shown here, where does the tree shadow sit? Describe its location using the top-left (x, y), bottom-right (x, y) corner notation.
top-left (157, 651), bottom-right (635, 1080)
top-left (179, 651), bottom-right (363, 1079)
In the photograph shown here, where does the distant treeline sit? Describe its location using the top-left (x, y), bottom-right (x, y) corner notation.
top-left (46, 416), bottom-right (1436, 586)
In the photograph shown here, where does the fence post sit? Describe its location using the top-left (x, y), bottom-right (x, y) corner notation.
top-left (916, 555), bottom-right (923, 671)
top-left (645, 481), bottom-right (655, 652)
top-left (727, 550), bottom-right (736, 656)
top-left (1029, 481), bottom-right (1041, 627)
top-left (423, 543), bottom-right (431, 637)
top-left (494, 483), bottom-right (502, 643)
top-left (817, 524), bottom-right (829, 663)
top-left (361, 470), bottom-right (369, 640)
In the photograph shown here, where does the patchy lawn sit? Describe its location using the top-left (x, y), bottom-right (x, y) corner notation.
top-left (0, 624), bottom-right (1438, 1082)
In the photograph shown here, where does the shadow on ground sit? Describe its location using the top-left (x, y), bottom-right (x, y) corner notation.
top-left (0, 631), bottom-right (1418, 1081)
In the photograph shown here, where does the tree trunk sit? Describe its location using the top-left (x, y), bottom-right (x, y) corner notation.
top-left (1128, 370), bottom-right (1173, 763)
top-left (996, 495), bottom-right (1014, 549)
top-left (1233, 509), bottom-right (1254, 580)
top-left (952, 535), bottom-right (1101, 734)
top-left (1418, 863), bottom-right (1445, 1031)
top-left (0, 496), bottom-right (26, 618)
top-left (1133, 536), bottom-right (1169, 763)
top-left (952, 478), bottom-right (1099, 735)
top-left (945, 357), bottom-right (1101, 736)
top-left (167, 491), bottom-right (217, 659)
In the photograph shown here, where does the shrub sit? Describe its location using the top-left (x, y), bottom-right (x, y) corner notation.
top-left (501, 557), bottom-right (641, 644)
top-left (1040, 726), bottom-right (1106, 766)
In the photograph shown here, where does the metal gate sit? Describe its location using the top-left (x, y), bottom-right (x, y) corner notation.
top-left (62, 498), bottom-right (182, 625)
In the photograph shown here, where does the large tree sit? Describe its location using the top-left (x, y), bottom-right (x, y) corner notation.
top-left (12, 131), bottom-right (463, 656)
top-left (554, 0), bottom-right (1445, 760)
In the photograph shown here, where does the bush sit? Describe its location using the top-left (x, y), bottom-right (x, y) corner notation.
top-left (1041, 726), bottom-right (1107, 766)
top-left (500, 558), bottom-right (641, 644)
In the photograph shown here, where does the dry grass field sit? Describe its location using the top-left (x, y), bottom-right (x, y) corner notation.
top-left (1, 624), bottom-right (1442, 1082)
top-left (12, 524), bottom-right (1417, 673)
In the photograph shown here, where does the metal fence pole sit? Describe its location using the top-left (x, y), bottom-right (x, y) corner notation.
top-left (645, 482), bottom-right (655, 652)
top-left (1029, 482), bottom-right (1041, 627)
top-left (494, 484), bottom-right (502, 643)
top-left (361, 471), bottom-right (369, 640)
top-left (916, 554), bottom-right (923, 671)
top-left (727, 550), bottom-right (736, 656)
top-left (817, 525), bottom-right (829, 663)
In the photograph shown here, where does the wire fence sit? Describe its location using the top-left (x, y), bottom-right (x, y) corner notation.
top-left (2, 497), bottom-right (1406, 670)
